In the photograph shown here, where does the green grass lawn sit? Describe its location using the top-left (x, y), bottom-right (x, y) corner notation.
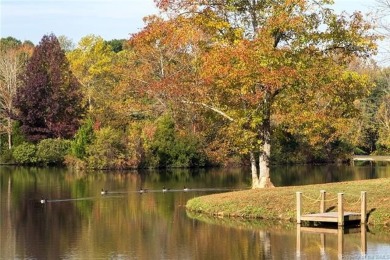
top-left (186, 178), bottom-right (390, 228)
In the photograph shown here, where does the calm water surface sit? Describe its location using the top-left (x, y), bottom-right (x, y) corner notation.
top-left (1, 164), bottom-right (390, 259)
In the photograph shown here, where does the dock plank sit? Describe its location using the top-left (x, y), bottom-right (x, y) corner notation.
top-left (300, 211), bottom-right (361, 223)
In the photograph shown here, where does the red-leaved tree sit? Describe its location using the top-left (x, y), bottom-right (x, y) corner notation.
top-left (14, 34), bottom-right (85, 142)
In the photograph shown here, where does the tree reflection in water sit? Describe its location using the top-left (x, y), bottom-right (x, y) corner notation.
top-left (1, 165), bottom-right (390, 259)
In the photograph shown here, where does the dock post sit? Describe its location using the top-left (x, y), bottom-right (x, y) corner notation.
top-left (361, 223), bottom-right (367, 256)
top-left (320, 190), bottom-right (326, 213)
top-left (296, 192), bottom-right (302, 224)
top-left (337, 193), bottom-right (344, 226)
top-left (338, 226), bottom-right (344, 258)
top-left (296, 223), bottom-right (301, 258)
top-left (361, 191), bottom-right (367, 224)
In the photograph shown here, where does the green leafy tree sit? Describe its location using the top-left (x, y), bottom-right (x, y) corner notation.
top-left (146, 114), bottom-right (206, 168)
top-left (13, 34), bottom-right (85, 142)
top-left (105, 39), bottom-right (125, 53)
top-left (149, 115), bottom-right (176, 167)
top-left (0, 37), bottom-right (22, 49)
top-left (70, 118), bottom-right (94, 159)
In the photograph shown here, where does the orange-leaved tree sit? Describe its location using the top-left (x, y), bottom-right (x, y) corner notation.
top-left (129, 0), bottom-right (378, 188)
top-left (120, 15), bottom-right (220, 141)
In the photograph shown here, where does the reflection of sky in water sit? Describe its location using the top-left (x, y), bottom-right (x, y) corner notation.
top-left (368, 244), bottom-right (390, 255)
top-left (350, 244), bottom-right (390, 259)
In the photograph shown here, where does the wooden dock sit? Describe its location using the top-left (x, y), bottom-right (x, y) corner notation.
top-left (296, 191), bottom-right (367, 226)
top-left (351, 155), bottom-right (390, 162)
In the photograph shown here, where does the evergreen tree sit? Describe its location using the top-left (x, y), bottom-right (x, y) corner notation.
top-left (14, 34), bottom-right (85, 142)
top-left (105, 39), bottom-right (125, 53)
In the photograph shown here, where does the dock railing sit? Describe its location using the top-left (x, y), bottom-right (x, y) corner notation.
top-left (296, 190), bottom-right (367, 226)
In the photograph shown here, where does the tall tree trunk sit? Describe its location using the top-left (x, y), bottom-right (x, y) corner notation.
top-left (258, 91), bottom-right (274, 188)
top-left (7, 116), bottom-right (12, 149)
top-left (250, 151), bottom-right (260, 188)
top-left (259, 139), bottom-right (273, 188)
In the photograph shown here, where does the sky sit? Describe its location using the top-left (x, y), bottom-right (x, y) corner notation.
top-left (0, 0), bottom-right (385, 59)
top-left (0, 0), bottom-right (160, 44)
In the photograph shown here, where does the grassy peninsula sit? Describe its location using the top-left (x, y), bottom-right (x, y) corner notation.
top-left (186, 178), bottom-right (390, 228)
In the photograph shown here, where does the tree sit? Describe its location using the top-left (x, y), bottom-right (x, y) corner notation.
top-left (70, 118), bottom-right (94, 159)
top-left (121, 16), bottom-right (203, 114)
top-left (145, 114), bottom-right (206, 167)
top-left (344, 59), bottom-right (383, 154)
top-left (0, 38), bottom-right (33, 149)
top-left (375, 68), bottom-right (390, 150)
top-left (105, 39), bottom-right (125, 53)
top-left (0, 37), bottom-right (22, 49)
top-left (67, 35), bottom-right (117, 124)
top-left (147, 0), bottom-right (378, 188)
top-left (377, 94), bottom-right (390, 148)
top-left (57, 35), bottom-right (75, 52)
top-left (122, 15), bottom-right (224, 167)
top-left (14, 34), bottom-right (85, 142)
top-left (375, 0), bottom-right (390, 62)
top-left (86, 127), bottom-right (128, 169)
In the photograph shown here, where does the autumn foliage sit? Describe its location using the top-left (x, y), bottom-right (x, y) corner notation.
top-left (14, 34), bottom-right (84, 142)
top-left (1, 1), bottom-right (388, 180)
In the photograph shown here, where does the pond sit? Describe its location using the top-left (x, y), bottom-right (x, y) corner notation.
top-left (1, 163), bottom-right (390, 259)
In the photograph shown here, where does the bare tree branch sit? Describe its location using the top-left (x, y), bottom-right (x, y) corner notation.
top-left (181, 99), bottom-right (234, 121)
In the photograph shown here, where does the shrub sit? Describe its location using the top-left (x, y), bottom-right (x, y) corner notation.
top-left (172, 133), bottom-right (206, 167)
top-left (149, 115), bottom-right (175, 167)
top-left (64, 155), bottom-right (87, 170)
top-left (13, 142), bottom-right (38, 164)
top-left (146, 114), bottom-right (206, 168)
top-left (36, 138), bottom-right (70, 165)
top-left (86, 127), bottom-right (128, 169)
top-left (0, 148), bottom-right (15, 164)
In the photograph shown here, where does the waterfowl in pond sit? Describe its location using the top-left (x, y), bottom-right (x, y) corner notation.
top-left (101, 189), bottom-right (108, 195)
top-left (40, 198), bottom-right (46, 204)
top-left (162, 186), bottom-right (170, 192)
top-left (183, 186), bottom-right (189, 192)
top-left (139, 188), bottom-right (147, 194)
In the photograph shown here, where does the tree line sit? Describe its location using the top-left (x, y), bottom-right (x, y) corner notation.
top-left (1, 0), bottom-right (389, 188)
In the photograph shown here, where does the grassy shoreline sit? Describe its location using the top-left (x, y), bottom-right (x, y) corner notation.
top-left (186, 178), bottom-right (390, 228)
